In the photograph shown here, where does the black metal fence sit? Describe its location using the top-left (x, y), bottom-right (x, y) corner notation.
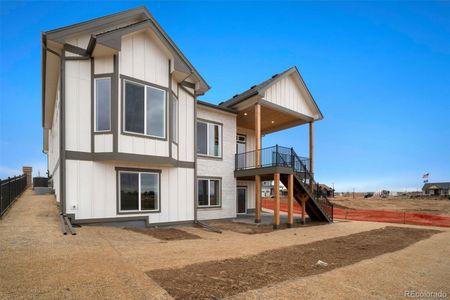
top-left (0, 174), bottom-right (27, 217)
top-left (33, 177), bottom-right (49, 188)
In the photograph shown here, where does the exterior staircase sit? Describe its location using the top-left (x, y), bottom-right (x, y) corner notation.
top-left (235, 145), bottom-right (333, 222)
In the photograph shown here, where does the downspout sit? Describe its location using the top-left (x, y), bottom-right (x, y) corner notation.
top-left (42, 34), bottom-right (66, 215)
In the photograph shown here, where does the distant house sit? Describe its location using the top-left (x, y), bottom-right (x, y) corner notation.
top-left (422, 182), bottom-right (450, 196)
top-left (319, 184), bottom-right (334, 198)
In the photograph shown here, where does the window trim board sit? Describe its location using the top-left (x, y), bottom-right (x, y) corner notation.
top-left (94, 77), bottom-right (112, 133)
top-left (197, 176), bottom-right (222, 208)
top-left (120, 76), bottom-right (169, 141)
top-left (196, 118), bottom-right (223, 159)
top-left (116, 167), bottom-right (162, 215)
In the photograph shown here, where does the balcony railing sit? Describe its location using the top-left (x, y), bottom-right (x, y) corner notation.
top-left (235, 145), bottom-right (310, 172)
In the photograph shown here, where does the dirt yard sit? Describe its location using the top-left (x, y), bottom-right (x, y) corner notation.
top-left (1, 189), bottom-right (449, 299)
top-left (331, 195), bottom-right (450, 215)
top-left (148, 226), bottom-right (439, 299)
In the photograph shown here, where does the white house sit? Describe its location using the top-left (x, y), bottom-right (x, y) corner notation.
top-left (42, 7), bottom-right (332, 228)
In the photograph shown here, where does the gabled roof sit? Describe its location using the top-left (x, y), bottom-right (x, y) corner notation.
top-left (219, 66), bottom-right (323, 120)
top-left (43, 6), bottom-right (209, 94)
top-left (422, 182), bottom-right (450, 190)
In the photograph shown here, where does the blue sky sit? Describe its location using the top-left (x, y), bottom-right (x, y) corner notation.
top-left (1, 1), bottom-right (449, 191)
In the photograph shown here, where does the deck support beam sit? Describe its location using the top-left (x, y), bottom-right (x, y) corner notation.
top-left (309, 121), bottom-right (314, 191)
top-left (255, 102), bottom-right (262, 223)
top-left (287, 173), bottom-right (294, 227)
top-left (255, 175), bottom-right (261, 223)
top-left (300, 195), bottom-right (308, 225)
top-left (273, 173), bottom-right (280, 229)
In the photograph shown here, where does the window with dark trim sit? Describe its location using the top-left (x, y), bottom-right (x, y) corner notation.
top-left (197, 178), bottom-right (221, 207)
top-left (119, 171), bottom-right (160, 212)
top-left (197, 120), bottom-right (222, 157)
top-left (123, 79), bottom-right (166, 138)
top-left (95, 78), bottom-right (111, 132)
top-left (172, 96), bottom-right (178, 143)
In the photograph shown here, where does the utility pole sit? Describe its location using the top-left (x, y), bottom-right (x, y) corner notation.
top-left (353, 188), bottom-right (355, 199)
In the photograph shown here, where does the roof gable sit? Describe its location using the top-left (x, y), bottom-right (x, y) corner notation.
top-left (43, 6), bottom-right (209, 94)
top-left (219, 67), bottom-right (323, 120)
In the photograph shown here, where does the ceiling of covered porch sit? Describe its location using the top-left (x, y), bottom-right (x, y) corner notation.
top-left (236, 101), bottom-right (312, 134)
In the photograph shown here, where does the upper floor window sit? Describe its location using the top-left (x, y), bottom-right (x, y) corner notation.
top-left (172, 96), bottom-right (178, 143)
top-left (95, 78), bottom-right (111, 132)
top-left (123, 79), bottom-right (166, 139)
top-left (197, 120), bottom-right (222, 157)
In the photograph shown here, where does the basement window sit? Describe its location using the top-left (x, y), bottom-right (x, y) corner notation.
top-left (197, 178), bottom-right (221, 207)
top-left (119, 171), bottom-right (160, 212)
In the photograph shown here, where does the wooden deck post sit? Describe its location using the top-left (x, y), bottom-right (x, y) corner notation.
top-left (255, 102), bottom-right (262, 223)
top-left (309, 121), bottom-right (314, 191)
top-left (274, 173), bottom-right (280, 229)
top-left (287, 173), bottom-right (294, 227)
top-left (301, 198), bottom-right (306, 225)
top-left (255, 175), bottom-right (261, 223)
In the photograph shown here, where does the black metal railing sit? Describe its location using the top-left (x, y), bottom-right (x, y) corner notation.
top-left (235, 145), bottom-right (310, 172)
top-left (235, 145), bottom-right (333, 222)
top-left (0, 174), bottom-right (27, 217)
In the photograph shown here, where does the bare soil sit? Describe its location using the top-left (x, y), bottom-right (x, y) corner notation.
top-left (124, 227), bottom-right (201, 241)
top-left (147, 226), bottom-right (439, 299)
top-left (331, 196), bottom-right (450, 215)
top-left (205, 220), bottom-right (326, 234)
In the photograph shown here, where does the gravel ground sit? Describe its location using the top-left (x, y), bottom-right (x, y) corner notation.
top-left (1, 190), bottom-right (449, 299)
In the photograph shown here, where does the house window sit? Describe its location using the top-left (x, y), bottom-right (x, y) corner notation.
top-left (172, 96), bottom-right (178, 143)
top-left (197, 178), bottom-right (221, 207)
top-left (119, 171), bottom-right (160, 212)
top-left (197, 120), bottom-right (222, 157)
top-left (123, 80), bottom-right (166, 138)
top-left (95, 78), bottom-right (111, 132)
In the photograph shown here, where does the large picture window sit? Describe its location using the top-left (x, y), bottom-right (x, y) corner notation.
top-left (197, 120), bottom-right (222, 157)
top-left (119, 170), bottom-right (160, 212)
top-left (123, 79), bottom-right (166, 138)
top-left (95, 78), bottom-right (111, 132)
top-left (197, 178), bottom-right (221, 207)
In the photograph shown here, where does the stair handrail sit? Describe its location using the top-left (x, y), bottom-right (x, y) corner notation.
top-left (289, 148), bottom-right (333, 222)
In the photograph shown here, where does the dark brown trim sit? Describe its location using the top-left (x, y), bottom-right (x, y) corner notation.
top-left (112, 55), bottom-right (119, 153)
top-left (63, 43), bottom-right (87, 56)
top-left (234, 166), bottom-right (294, 179)
top-left (120, 75), bottom-right (169, 142)
top-left (116, 167), bottom-right (162, 214)
top-left (65, 151), bottom-right (195, 168)
top-left (180, 81), bottom-right (195, 89)
top-left (197, 100), bottom-right (237, 115)
top-left (60, 53), bottom-right (66, 214)
top-left (197, 176), bottom-right (223, 209)
top-left (179, 85), bottom-right (195, 98)
top-left (197, 118), bottom-right (224, 160)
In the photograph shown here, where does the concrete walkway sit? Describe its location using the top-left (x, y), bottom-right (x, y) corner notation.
top-left (1, 189), bottom-right (449, 299)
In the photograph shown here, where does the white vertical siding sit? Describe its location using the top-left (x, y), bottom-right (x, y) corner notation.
top-left (48, 80), bottom-right (61, 175)
top-left (264, 74), bottom-right (315, 118)
top-left (236, 127), bottom-right (256, 152)
top-left (197, 106), bottom-right (237, 220)
top-left (120, 31), bottom-right (169, 88)
top-left (237, 180), bottom-right (256, 210)
top-left (65, 60), bottom-right (91, 152)
top-left (178, 88), bottom-right (195, 162)
top-left (94, 134), bottom-right (113, 152)
top-left (94, 56), bottom-right (114, 74)
top-left (65, 160), bottom-right (194, 223)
